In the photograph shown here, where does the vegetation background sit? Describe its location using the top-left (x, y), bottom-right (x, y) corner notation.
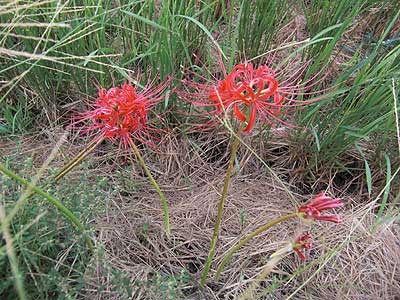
top-left (0, 0), bottom-right (399, 299)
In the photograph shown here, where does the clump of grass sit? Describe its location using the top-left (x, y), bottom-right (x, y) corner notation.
top-left (280, 6), bottom-right (400, 186)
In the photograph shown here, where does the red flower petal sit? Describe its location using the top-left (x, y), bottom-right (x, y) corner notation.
top-left (244, 105), bottom-right (257, 132)
top-left (293, 233), bottom-right (313, 260)
top-left (178, 58), bottom-right (330, 132)
top-left (234, 103), bottom-right (246, 122)
top-left (298, 193), bottom-right (343, 223)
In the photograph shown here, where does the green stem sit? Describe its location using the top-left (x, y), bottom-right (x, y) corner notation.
top-left (200, 124), bottom-right (244, 287)
top-left (0, 163), bottom-right (94, 252)
top-left (54, 137), bottom-right (104, 183)
top-left (128, 139), bottom-right (171, 237)
top-left (215, 213), bottom-right (299, 280)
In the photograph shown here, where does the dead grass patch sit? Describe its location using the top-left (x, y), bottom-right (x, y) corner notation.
top-left (85, 134), bottom-right (399, 300)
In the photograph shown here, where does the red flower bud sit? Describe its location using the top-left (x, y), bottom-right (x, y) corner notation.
top-left (292, 233), bottom-right (313, 260)
top-left (298, 193), bottom-right (343, 223)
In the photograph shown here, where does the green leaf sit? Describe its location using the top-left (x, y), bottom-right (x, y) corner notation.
top-left (121, 10), bottom-right (169, 32)
top-left (378, 154), bottom-right (392, 218)
top-left (311, 126), bottom-right (321, 152)
top-left (355, 143), bottom-right (372, 196)
top-left (174, 14), bottom-right (227, 60)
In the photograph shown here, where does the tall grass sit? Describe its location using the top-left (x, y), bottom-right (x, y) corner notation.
top-left (0, 0), bottom-right (222, 121)
top-left (296, 7), bottom-right (400, 178)
top-left (2, 0), bottom-right (397, 162)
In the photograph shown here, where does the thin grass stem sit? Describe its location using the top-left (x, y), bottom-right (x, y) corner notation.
top-left (239, 249), bottom-right (286, 300)
top-left (54, 137), bottom-right (104, 182)
top-left (128, 138), bottom-right (171, 237)
top-left (392, 78), bottom-right (400, 156)
top-left (0, 206), bottom-right (28, 300)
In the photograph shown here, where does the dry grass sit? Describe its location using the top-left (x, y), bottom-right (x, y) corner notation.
top-left (90, 180), bottom-right (400, 299)
top-left (1, 131), bottom-right (399, 299)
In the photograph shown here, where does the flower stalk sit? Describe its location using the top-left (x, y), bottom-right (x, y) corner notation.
top-left (54, 137), bottom-right (104, 182)
top-left (200, 123), bottom-right (245, 287)
top-left (239, 233), bottom-right (312, 299)
top-left (128, 138), bottom-right (170, 237)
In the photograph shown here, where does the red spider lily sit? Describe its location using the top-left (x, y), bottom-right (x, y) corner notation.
top-left (179, 57), bottom-right (329, 132)
top-left (292, 233), bottom-right (312, 261)
top-left (217, 63), bottom-right (282, 132)
top-left (298, 193), bottom-right (343, 223)
top-left (75, 78), bottom-right (170, 151)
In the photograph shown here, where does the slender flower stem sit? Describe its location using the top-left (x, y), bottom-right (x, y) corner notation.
top-left (200, 123), bottom-right (245, 287)
top-left (128, 139), bottom-right (171, 237)
top-left (54, 137), bottom-right (104, 182)
top-left (0, 163), bottom-right (94, 252)
top-left (215, 212), bottom-right (300, 280)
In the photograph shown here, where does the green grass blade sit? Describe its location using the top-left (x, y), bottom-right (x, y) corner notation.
top-left (174, 14), bottom-right (227, 60)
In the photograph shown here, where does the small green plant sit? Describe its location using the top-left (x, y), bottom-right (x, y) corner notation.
top-left (0, 163), bottom-right (94, 251)
top-left (145, 269), bottom-right (192, 300)
top-left (0, 157), bottom-right (111, 299)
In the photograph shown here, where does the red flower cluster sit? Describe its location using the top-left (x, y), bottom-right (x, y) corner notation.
top-left (77, 79), bottom-right (169, 149)
top-left (298, 193), bottom-right (343, 223)
top-left (209, 63), bottom-right (285, 132)
top-left (292, 233), bottom-right (313, 261)
top-left (179, 59), bottom-right (327, 132)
